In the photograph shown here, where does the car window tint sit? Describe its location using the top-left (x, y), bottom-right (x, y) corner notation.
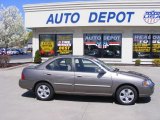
top-left (46, 58), bottom-right (72, 71)
top-left (75, 58), bottom-right (99, 73)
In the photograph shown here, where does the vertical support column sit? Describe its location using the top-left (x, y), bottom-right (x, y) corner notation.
top-left (121, 30), bottom-right (133, 64)
top-left (73, 29), bottom-right (83, 55)
top-left (32, 29), bottom-right (39, 59)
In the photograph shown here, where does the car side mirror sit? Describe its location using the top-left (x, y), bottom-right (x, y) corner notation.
top-left (97, 68), bottom-right (106, 74)
top-left (114, 68), bottom-right (119, 72)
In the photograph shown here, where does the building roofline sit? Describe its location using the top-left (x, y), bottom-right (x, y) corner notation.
top-left (23, 0), bottom-right (160, 12)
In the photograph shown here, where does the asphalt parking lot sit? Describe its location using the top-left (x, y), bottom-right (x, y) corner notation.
top-left (9, 53), bottom-right (32, 63)
top-left (0, 65), bottom-right (159, 120)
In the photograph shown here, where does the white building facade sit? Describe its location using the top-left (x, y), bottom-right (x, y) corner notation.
top-left (24, 0), bottom-right (160, 64)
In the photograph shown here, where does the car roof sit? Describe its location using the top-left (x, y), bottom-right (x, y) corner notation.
top-left (54, 55), bottom-right (95, 59)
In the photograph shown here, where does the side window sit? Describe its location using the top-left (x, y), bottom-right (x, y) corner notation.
top-left (46, 58), bottom-right (72, 71)
top-left (75, 58), bottom-right (99, 73)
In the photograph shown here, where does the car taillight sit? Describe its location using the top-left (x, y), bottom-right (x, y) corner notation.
top-left (21, 73), bottom-right (25, 80)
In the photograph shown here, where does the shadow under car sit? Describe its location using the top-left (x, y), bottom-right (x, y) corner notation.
top-left (21, 91), bottom-right (151, 104)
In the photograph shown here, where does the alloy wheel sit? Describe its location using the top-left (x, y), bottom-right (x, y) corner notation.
top-left (37, 85), bottom-right (51, 99)
top-left (119, 88), bottom-right (135, 104)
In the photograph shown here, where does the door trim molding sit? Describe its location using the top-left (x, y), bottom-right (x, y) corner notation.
top-left (75, 84), bottom-right (111, 88)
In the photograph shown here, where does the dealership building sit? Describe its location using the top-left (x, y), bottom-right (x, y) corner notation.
top-left (24, 0), bottom-right (160, 64)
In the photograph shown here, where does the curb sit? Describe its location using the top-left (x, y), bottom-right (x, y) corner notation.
top-left (0, 63), bottom-right (31, 71)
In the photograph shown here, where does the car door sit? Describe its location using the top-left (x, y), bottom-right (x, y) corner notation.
top-left (44, 58), bottom-right (74, 92)
top-left (74, 58), bottom-right (112, 95)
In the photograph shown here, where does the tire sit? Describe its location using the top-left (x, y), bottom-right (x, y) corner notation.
top-left (35, 82), bottom-right (54, 101)
top-left (116, 85), bottom-right (138, 105)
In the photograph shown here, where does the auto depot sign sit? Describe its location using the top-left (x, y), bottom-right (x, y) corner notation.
top-left (25, 9), bottom-right (160, 28)
top-left (46, 11), bottom-right (135, 24)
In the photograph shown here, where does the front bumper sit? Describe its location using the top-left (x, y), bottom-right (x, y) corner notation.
top-left (139, 82), bottom-right (155, 97)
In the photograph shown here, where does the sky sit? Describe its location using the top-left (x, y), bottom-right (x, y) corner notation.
top-left (1, 0), bottom-right (92, 16)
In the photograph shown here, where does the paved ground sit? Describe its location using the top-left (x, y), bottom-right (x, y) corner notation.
top-left (0, 65), bottom-right (159, 120)
top-left (9, 53), bottom-right (32, 63)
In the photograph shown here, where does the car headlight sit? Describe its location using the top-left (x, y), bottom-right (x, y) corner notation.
top-left (142, 79), bottom-right (153, 87)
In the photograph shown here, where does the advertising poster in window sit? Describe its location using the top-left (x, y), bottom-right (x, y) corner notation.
top-left (39, 34), bottom-right (55, 57)
top-left (83, 33), bottom-right (122, 58)
top-left (57, 34), bottom-right (73, 55)
top-left (152, 34), bottom-right (160, 53)
top-left (133, 34), bottom-right (151, 58)
top-left (133, 34), bottom-right (151, 52)
top-left (84, 34), bottom-right (102, 48)
top-left (103, 34), bottom-right (122, 47)
top-left (152, 34), bottom-right (160, 58)
top-left (103, 34), bottom-right (122, 58)
top-left (84, 34), bottom-right (102, 58)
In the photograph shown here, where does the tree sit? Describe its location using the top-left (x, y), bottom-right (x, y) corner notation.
top-left (24, 30), bottom-right (33, 45)
top-left (0, 5), bottom-right (25, 50)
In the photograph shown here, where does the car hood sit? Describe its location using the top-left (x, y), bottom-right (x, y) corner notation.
top-left (117, 70), bottom-right (150, 80)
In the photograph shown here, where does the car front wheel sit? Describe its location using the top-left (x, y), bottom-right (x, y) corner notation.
top-left (116, 85), bottom-right (138, 105)
top-left (35, 82), bottom-right (54, 101)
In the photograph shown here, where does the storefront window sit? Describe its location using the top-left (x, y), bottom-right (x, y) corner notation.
top-left (84, 33), bottom-right (122, 58)
top-left (133, 34), bottom-right (160, 58)
top-left (39, 34), bottom-right (73, 57)
top-left (103, 34), bottom-right (122, 58)
top-left (57, 34), bottom-right (73, 55)
top-left (84, 34), bottom-right (102, 58)
top-left (39, 34), bottom-right (55, 57)
top-left (152, 34), bottom-right (160, 58)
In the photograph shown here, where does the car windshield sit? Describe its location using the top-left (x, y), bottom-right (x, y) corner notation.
top-left (93, 58), bottom-right (115, 72)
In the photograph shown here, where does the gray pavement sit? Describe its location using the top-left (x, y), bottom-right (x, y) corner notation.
top-left (0, 65), bottom-right (159, 120)
top-left (9, 53), bottom-right (32, 63)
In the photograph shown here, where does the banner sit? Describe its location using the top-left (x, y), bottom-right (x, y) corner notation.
top-left (40, 40), bottom-right (54, 52)
top-left (39, 35), bottom-right (55, 57)
top-left (152, 34), bottom-right (160, 52)
top-left (133, 34), bottom-right (151, 52)
top-left (103, 34), bottom-right (122, 48)
top-left (84, 33), bottom-right (121, 48)
top-left (84, 34), bottom-right (102, 48)
top-left (57, 34), bottom-right (73, 55)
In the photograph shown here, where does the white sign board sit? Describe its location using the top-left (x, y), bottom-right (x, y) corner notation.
top-left (25, 9), bottom-right (160, 28)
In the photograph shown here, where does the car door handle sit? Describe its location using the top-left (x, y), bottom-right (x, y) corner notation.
top-left (77, 75), bottom-right (82, 77)
top-left (45, 73), bottom-right (51, 76)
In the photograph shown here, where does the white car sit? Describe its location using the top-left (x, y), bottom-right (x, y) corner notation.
top-left (7, 50), bottom-right (13, 55)
top-left (0, 50), bottom-right (3, 55)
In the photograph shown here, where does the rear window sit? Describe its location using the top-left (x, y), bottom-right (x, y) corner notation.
top-left (46, 58), bottom-right (72, 71)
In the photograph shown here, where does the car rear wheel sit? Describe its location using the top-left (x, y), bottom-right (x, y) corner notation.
top-left (35, 82), bottom-right (54, 101)
top-left (116, 85), bottom-right (138, 105)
